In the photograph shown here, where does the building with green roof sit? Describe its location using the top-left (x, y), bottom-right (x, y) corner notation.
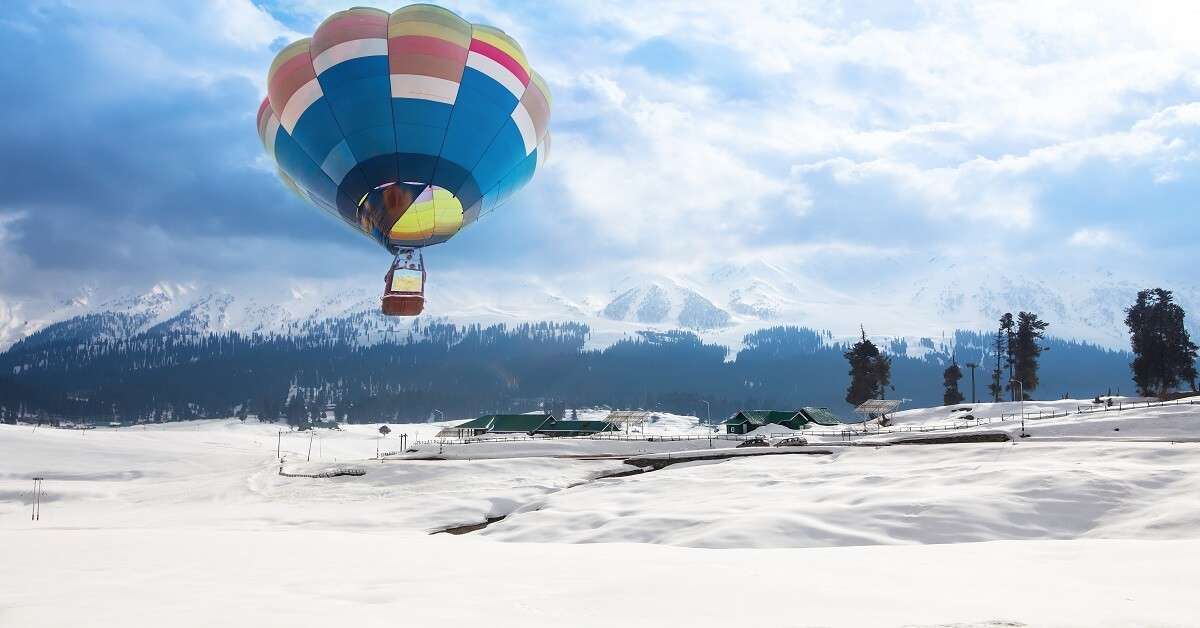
top-left (537, 420), bottom-right (620, 437)
top-left (440, 414), bottom-right (555, 438)
top-left (721, 407), bottom-right (844, 434)
top-left (437, 414), bottom-right (619, 439)
top-left (799, 407), bottom-right (843, 426)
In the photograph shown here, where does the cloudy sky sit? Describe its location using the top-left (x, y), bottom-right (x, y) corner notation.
top-left (1, 0), bottom-right (1198, 309)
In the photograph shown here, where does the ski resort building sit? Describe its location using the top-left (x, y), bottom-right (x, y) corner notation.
top-left (537, 420), bottom-right (620, 437)
top-left (721, 408), bottom-right (843, 434)
top-left (436, 415), bottom-right (619, 438)
top-left (439, 414), bottom-right (554, 438)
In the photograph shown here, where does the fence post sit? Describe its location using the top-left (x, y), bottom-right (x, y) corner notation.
top-left (31, 477), bottom-right (43, 521)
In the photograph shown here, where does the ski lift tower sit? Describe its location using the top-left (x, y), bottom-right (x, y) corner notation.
top-left (854, 399), bottom-right (904, 426)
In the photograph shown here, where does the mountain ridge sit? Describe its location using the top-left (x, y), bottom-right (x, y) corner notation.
top-left (1, 261), bottom-right (1195, 353)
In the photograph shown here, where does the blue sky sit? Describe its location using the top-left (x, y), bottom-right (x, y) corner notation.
top-left (1, 0), bottom-right (1198, 306)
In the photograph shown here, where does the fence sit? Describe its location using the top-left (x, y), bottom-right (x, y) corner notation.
top-left (999, 409), bottom-right (1072, 422)
top-left (1075, 397), bottom-right (1200, 416)
top-left (406, 433), bottom-right (747, 447)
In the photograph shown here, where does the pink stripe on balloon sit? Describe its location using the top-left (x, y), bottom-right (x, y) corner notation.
top-left (256, 97), bottom-right (272, 128)
top-left (468, 39), bottom-right (529, 85)
top-left (268, 51), bottom-right (316, 110)
top-left (312, 13), bottom-right (388, 56)
top-left (390, 35), bottom-right (468, 62)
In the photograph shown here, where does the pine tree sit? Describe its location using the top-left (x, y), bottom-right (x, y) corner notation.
top-left (1010, 312), bottom-right (1049, 398)
top-left (1126, 288), bottom-right (1199, 397)
top-left (285, 396), bottom-right (307, 429)
top-left (844, 326), bottom-right (892, 406)
top-left (999, 313), bottom-right (1017, 400)
top-left (988, 328), bottom-right (1005, 402)
top-left (943, 359), bottom-right (965, 405)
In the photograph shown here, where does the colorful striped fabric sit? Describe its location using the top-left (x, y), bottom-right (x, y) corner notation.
top-left (256, 4), bottom-right (550, 252)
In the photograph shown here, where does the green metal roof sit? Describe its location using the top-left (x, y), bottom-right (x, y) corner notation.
top-left (723, 410), bottom-right (802, 426)
top-left (458, 414), bottom-right (554, 433)
top-left (724, 409), bottom-right (844, 428)
top-left (453, 416), bottom-right (494, 430)
top-left (799, 407), bottom-right (843, 426)
top-left (538, 420), bottom-right (618, 433)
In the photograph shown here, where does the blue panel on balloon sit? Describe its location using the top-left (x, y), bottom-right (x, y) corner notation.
top-left (395, 152), bottom-right (441, 183)
top-left (273, 130), bottom-right (338, 207)
top-left (472, 122), bottom-right (526, 197)
top-left (438, 68), bottom-right (521, 183)
top-left (393, 122), bottom-right (447, 159)
top-left (393, 98), bottom-right (452, 130)
top-left (318, 56), bottom-right (388, 91)
top-left (496, 149), bottom-right (537, 204)
top-left (290, 100), bottom-right (347, 168)
top-left (324, 79), bottom-right (395, 144)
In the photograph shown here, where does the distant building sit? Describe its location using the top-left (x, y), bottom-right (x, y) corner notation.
top-left (437, 414), bottom-right (555, 438)
top-left (436, 414), bottom-right (618, 439)
top-left (536, 420), bottom-right (620, 437)
top-left (722, 408), bottom-right (843, 434)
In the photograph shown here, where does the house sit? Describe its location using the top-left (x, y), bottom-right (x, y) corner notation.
top-left (436, 414), bottom-right (619, 439)
top-left (721, 407), bottom-right (844, 434)
top-left (437, 414), bottom-right (555, 438)
top-left (722, 411), bottom-right (803, 434)
top-left (798, 407), bottom-right (843, 427)
top-left (536, 420), bottom-right (620, 437)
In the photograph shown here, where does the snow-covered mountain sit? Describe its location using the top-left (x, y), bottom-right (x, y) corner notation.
top-left (600, 279), bottom-right (730, 330)
top-left (1, 260), bottom-right (1194, 352)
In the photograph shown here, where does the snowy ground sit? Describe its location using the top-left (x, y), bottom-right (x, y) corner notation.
top-left (3, 400), bottom-right (1200, 626)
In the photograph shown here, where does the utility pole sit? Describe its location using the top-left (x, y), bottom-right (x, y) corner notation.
top-left (965, 363), bottom-right (978, 404)
top-left (306, 432), bottom-right (314, 462)
top-left (277, 431), bottom-right (282, 460)
top-left (699, 400), bottom-right (711, 428)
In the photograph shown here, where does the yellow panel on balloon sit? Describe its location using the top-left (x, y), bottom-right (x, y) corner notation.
top-left (389, 187), bottom-right (464, 242)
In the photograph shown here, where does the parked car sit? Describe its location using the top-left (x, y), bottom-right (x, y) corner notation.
top-left (774, 437), bottom-right (809, 447)
top-left (736, 437), bottom-right (771, 448)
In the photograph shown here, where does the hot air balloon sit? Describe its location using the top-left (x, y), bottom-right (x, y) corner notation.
top-left (256, 4), bottom-right (551, 316)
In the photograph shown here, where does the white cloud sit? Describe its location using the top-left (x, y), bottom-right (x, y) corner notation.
top-left (1068, 227), bottom-right (1118, 248)
top-left (490, 0), bottom-right (1200, 273)
top-left (207, 0), bottom-right (301, 49)
top-left (9, 0), bottom-right (1200, 309)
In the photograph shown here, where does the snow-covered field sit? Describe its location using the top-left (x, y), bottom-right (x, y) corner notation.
top-left (3, 400), bottom-right (1200, 626)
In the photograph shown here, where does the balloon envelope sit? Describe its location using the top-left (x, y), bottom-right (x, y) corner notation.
top-left (256, 5), bottom-right (551, 252)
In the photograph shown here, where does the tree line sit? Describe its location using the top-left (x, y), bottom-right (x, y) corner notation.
top-left (839, 287), bottom-right (1199, 409)
top-left (0, 317), bottom-right (1139, 426)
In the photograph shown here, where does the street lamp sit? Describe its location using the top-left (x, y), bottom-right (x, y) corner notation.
top-left (1010, 379), bottom-right (1026, 437)
top-left (699, 400), bottom-right (711, 428)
